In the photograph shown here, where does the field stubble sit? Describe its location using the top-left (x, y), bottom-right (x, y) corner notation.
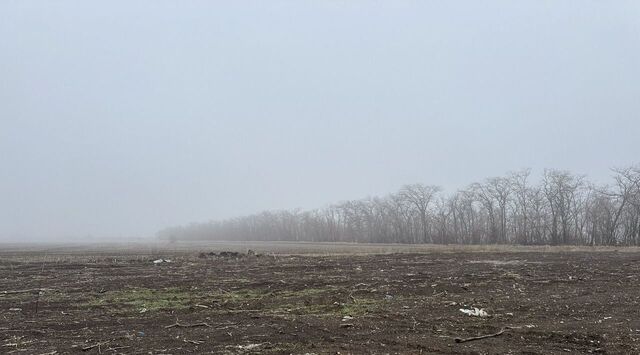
top-left (1, 242), bottom-right (639, 354)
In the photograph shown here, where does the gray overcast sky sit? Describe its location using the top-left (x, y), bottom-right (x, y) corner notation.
top-left (1, 1), bottom-right (639, 241)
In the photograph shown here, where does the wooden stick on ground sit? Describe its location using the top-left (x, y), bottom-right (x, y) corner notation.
top-left (454, 327), bottom-right (511, 343)
top-left (81, 341), bottom-right (109, 351)
top-left (105, 346), bottom-right (131, 352)
top-left (165, 322), bottom-right (211, 329)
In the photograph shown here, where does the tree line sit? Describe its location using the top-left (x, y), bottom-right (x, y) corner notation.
top-left (158, 165), bottom-right (640, 246)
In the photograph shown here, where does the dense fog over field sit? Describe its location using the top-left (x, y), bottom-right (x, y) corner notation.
top-left (1, 1), bottom-right (640, 242)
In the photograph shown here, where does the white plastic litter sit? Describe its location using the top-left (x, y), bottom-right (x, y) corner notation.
top-left (459, 307), bottom-right (488, 317)
top-left (153, 259), bottom-right (171, 264)
top-left (237, 343), bottom-right (264, 350)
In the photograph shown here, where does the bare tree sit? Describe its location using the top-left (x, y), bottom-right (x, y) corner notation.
top-left (543, 169), bottom-right (585, 245)
top-left (470, 177), bottom-right (511, 244)
top-left (509, 169), bottom-right (532, 244)
top-left (399, 184), bottom-right (442, 243)
top-left (159, 165), bottom-right (640, 247)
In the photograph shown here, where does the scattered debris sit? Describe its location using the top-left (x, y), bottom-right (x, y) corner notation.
top-left (153, 259), bottom-right (171, 264)
top-left (199, 251), bottom-right (245, 258)
top-left (468, 260), bottom-right (523, 266)
top-left (455, 327), bottom-right (511, 343)
top-left (1, 288), bottom-right (53, 295)
top-left (348, 293), bottom-right (357, 303)
top-left (2, 248), bottom-right (636, 353)
top-left (220, 251), bottom-right (241, 258)
top-left (459, 307), bottom-right (489, 317)
top-left (105, 346), bottom-right (130, 352)
top-left (237, 343), bottom-right (266, 350)
top-left (165, 322), bottom-right (212, 329)
top-left (81, 341), bottom-right (109, 351)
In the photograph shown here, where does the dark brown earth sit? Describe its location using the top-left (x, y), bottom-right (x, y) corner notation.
top-left (1, 244), bottom-right (640, 354)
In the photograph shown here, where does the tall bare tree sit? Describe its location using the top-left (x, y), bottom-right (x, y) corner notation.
top-left (399, 184), bottom-right (442, 243)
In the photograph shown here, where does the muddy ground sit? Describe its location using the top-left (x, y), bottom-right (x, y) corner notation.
top-left (1, 244), bottom-right (639, 354)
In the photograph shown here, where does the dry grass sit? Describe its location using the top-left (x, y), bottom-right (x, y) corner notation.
top-left (1, 241), bottom-right (638, 262)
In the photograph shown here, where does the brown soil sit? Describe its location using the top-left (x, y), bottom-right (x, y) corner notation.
top-left (1, 244), bottom-right (639, 354)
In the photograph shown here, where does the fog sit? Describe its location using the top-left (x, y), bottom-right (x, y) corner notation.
top-left (1, 1), bottom-right (639, 242)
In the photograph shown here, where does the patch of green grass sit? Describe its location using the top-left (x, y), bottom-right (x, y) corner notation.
top-left (275, 287), bottom-right (337, 298)
top-left (88, 287), bottom-right (196, 312)
top-left (338, 298), bottom-right (381, 316)
top-left (1, 290), bottom-right (71, 303)
top-left (89, 287), bottom-right (273, 313)
top-left (270, 297), bottom-right (383, 317)
top-left (263, 286), bottom-right (386, 317)
top-left (87, 285), bottom-right (384, 318)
